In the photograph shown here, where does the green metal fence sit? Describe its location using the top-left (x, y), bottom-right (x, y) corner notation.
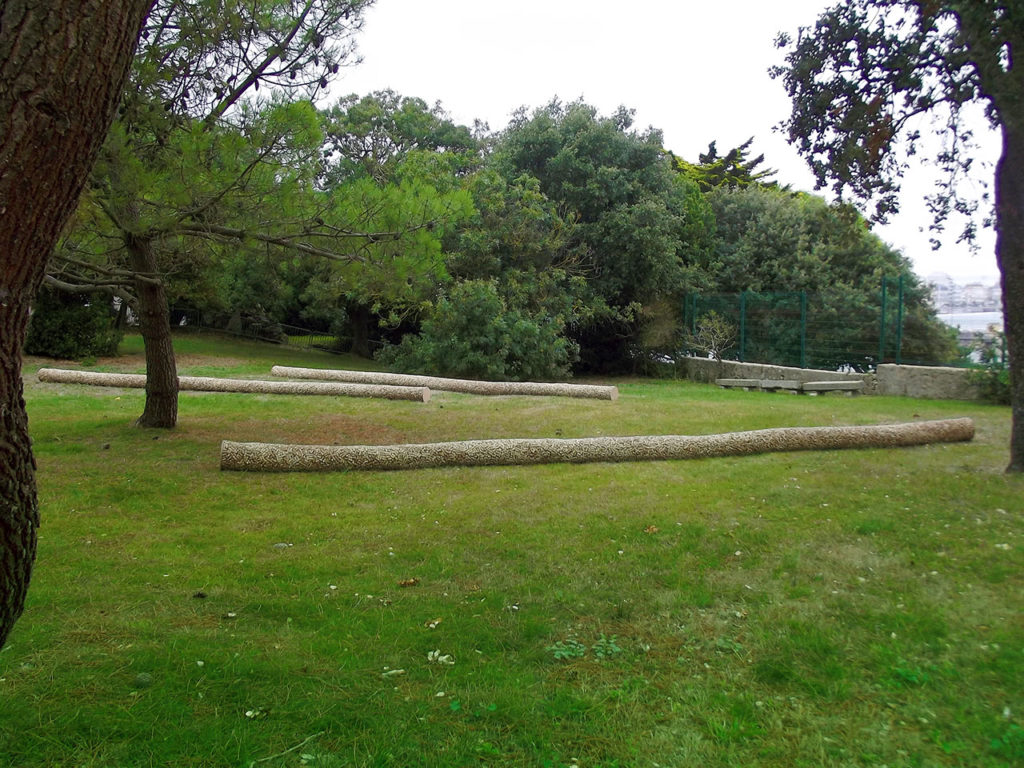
top-left (683, 277), bottom-right (909, 372)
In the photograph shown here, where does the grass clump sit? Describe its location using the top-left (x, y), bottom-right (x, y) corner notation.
top-left (1, 332), bottom-right (1021, 767)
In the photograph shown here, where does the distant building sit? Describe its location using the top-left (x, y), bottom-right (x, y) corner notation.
top-left (924, 272), bottom-right (1000, 312)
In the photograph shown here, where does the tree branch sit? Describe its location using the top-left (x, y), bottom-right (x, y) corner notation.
top-left (50, 252), bottom-right (162, 286)
top-left (177, 223), bottom-right (367, 263)
top-left (203, 0), bottom-right (317, 126)
top-left (43, 275), bottom-right (136, 305)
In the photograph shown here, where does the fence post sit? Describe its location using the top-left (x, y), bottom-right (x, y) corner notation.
top-left (739, 291), bottom-right (747, 362)
top-left (878, 278), bottom-right (888, 365)
top-left (800, 291), bottom-right (808, 368)
top-left (895, 275), bottom-right (905, 365)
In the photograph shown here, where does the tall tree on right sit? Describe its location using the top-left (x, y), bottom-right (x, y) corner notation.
top-left (772, 1), bottom-right (1024, 473)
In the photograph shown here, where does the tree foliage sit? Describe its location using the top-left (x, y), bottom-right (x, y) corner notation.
top-left (379, 278), bottom-right (578, 381)
top-left (671, 138), bottom-right (779, 192)
top-left (127, 0), bottom-right (372, 127)
top-left (705, 185), bottom-right (957, 369)
top-left (54, 1), bottom-right (485, 426)
top-left (771, 0), bottom-right (1006, 239)
top-left (492, 100), bottom-right (714, 370)
top-left (321, 89), bottom-right (479, 185)
top-left (54, 0), bottom-right (379, 428)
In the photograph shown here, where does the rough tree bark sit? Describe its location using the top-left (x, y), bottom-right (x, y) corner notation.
top-left (995, 121), bottom-right (1024, 472)
top-left (127, 235), bottom-right (178, 428)
top-left (0, 0), bottom-right (152, 649)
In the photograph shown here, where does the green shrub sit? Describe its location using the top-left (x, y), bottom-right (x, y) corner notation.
top-left (25, 287), bottom-right (123, 360)
top-left (970, 365), bottom-right (1011, 405)
top-left (968, 329), bottom-right (1010, 405)
top-left (378, 279), bottom-right (577, 381)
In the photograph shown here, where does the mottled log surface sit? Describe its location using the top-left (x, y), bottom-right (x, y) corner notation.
top-left (221, 418), bottom-right (974, 472)
top-left (271, 365), bottom-right (619, 400)
top-left (37, 368), bottom-right (429, 402)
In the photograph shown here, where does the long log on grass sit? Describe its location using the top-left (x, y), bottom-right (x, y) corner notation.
top-left (220, 418), bottom-right (974, 472)
top-left (37, 368), bottom-right (430, 402)
top-left (270, 365), bottom-right (619, 401)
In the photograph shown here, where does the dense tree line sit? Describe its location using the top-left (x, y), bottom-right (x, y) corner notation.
top-left (40, 89), bottom-right (958, 386)
top-left (69, 93), bottom-right (949, 379)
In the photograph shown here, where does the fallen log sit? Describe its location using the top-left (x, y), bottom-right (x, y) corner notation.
top-left (220, 418), bottom-right (974, 472)
top-left (270, 365), bottom-right (618, 401)
top-left (36, 368), bottom-right (430, 402)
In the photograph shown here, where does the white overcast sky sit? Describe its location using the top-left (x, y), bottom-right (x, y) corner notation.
top-left (330, 0), bottom-right (1001, 282)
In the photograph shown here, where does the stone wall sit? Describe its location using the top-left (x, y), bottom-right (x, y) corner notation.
top-left (680, 357), bottom-right (875, 391)
top-left (680, 357), bottom-right (981, 401)
top-left (875, 363), bottom-right (980, 400)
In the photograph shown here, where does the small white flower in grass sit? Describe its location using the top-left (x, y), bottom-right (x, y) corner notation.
top-left (427, 649), bottom-right (454, 665)
top-left (196, 660), bottom-right (204, 667)
top-left (995, 543), bottom-right (1010, 550)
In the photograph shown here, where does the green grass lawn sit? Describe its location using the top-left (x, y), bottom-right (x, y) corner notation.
top-left (2, 333), bottom-right (1021, 767)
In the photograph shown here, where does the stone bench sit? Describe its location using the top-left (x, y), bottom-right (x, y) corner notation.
top-left (716, 378), bottom-right (760, 391)
top-left (715, 378), bottom-right (865, 396)
top-left (759, 379), bottom-right (802, 394)
top-left (802, 380), bottom-right (864, 396)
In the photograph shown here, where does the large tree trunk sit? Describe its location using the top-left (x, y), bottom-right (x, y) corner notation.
top-left (0, 0), bottom-right (152, 649)
top-left (348, 302), bottom-right (373, 358)
top-left (127, 236), bottom-right (178, 428)
top-left (995, 121), bottom-right (1024, 473)
top-left (0, 274), bottom-right (40, 654)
